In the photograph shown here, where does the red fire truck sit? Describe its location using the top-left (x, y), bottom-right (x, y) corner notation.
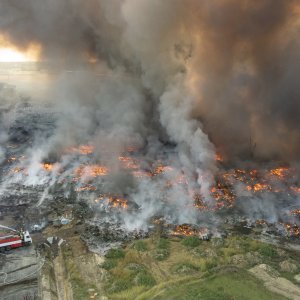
top-left (0, 230), bottom-right (32, 252)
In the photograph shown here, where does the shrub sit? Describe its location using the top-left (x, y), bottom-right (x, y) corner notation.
top-left (205, 260), bottom-right (218, 270)
top-left (122, 249), bottom-right (140, 265)
top-left (101, 259), bottom-right (117, 270)
top-left (258, 244), bottom-right (277, 258)
top-left (181, 236), bottom-right (201, 248)
top-left (153, 248), bottom-right (170, 261)
top-left (173, 262), bottom-right (199, 274)
top-left (109, 279), bottom-right (132, 293)
top-left (134, 240), bottom-right (148, 252)
top-left (222, 247), bottom-right (238, 258)
top-left (105, 248), bottom-right (125, 259)
top-left (136, 273), bottom-right (156, 286)
top-left (157, 238), bottom-right (170, 249)
top-left (126, 263), bottom-right (145, 272)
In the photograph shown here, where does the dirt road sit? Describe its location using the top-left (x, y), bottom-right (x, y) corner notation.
top-left (0, 246), bottom-right (41, 300)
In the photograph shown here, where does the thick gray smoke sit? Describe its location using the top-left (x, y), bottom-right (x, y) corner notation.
top-left (0, 1), bottom-right (300, 231)
top-left (0, 0), bottom-right (299, 160)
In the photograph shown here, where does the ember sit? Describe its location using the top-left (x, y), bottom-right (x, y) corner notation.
top-left (215, 153), bottom-right (223, 162)
top-left (96, 193), bottom-right (128, 209)
top-left (152, 165), bottom-right (174, 176)
top-left (68, 145), bottom-right (95, 155)
top-left (283, 223), bottom-right (300, 238)
top-left (172, 224), bottom-right (197, 236)
top-left (11, 167), bottom-right (23, 173)
top-left (247, 183), bottom-right (271, 192)
top-left (76, 184), bottom-right (97, 192)
top-left (193, 193), bottom-right (208, 210)
top-left (290, 186), bottom-right (300, 194)
top-left (7, 156), bottom-right (17, 163)
top-left (41, 163), bottom-right (54, 171)
top-left (290, 209), bottom-right (300, 216)
top-left (118, 156), bottom-right (140, 169)
top-left (210, 182), bottom-right (235, 207)
top-left (7, 155), bottom-right (26, 163)
top-left (74, 164), bottom-right (109, 179)
top-left (270, 167), bottom-right (290, 178)
top-left (255, 219), bottom-right (267, 226)
top-left (109, 196), bottom-right (128, 209)
top-left (132, 170), bottom-right (152, 178)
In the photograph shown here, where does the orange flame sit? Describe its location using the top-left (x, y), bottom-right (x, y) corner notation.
top-left (76, 184), bottom-right (97, 192)
top-left (118, 156), bottom-right (140, 169)
top-left (215, 153), bottom-right (223, 162)
top-left (152, 165), bottom-right (174, 176)
top-left (74, 165), bottom-right (109, 178)
top-left (96, 193), bottom-right (128, 209)
top-left (172, 224), bottom-right (196, 236)
top-left (41, 163), bottom-right (54, 171)
top-left (283, 223), bottom-right (300, 237)
top-left (270, 167), bottom-right (289, 178)
top-left (290, 186), bottom-right (300, 194)
top-left (69, 145), bottom-right (95, 155)
top-left (246, 183), bottom-right (271, 192)
top-left (290, 209), bottom-right (300, 216)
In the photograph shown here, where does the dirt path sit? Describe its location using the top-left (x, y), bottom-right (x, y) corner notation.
top-left (249, 264), bottom-right (300, 300)
top-left (39, 227), bottom-right (106, 300)
top-left (53, 249), bottom-right (73, 300)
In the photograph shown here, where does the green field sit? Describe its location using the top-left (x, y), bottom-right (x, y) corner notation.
top-left (100, 235), bottom-right (299, 299)
top-left (136, 270), bottom-right (286, 300)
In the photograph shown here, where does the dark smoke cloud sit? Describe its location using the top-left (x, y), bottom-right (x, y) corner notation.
top-left (184, 0), bottom-right (300, 161)
top-left (1, 0), bottom-right (300, 232)
top-left (0, 0), bottom-right (299, 161)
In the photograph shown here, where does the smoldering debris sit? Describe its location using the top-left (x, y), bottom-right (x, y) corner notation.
top-left (0, 85), bottom-right (300, 241)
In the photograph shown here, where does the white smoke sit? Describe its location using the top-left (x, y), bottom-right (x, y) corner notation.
top-left (0, 0), bottom-right (299, 232)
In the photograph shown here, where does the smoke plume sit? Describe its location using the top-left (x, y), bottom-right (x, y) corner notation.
top-left (0, 0), bottom-right (300, 230)
top-left (0, 0), bottom-right (299, 160)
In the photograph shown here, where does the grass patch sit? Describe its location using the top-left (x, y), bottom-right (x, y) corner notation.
top-left (157, 238), bottom-right (170, 249)
top-left (105, 248), bottom-right (125, 259)
top-left (62, 247), bottom-right (98, 300)
top-left (134, 240), bottom-right (148, 252)
top-left (222, 247), bottom-right (238, 259)
top-left (102, 236), bottom-right (294, 299)
top-left (258, 244), bottom-right (277, 258)
top-left (181, 236), bottom-right (201, 248)
top-left (153, 248), bottom-right (170, 261)
top-left (123, 249), bottom-right (141, 264)
top-left (71, 277), bottom-right (95, 300)
top-left (126, 263), bottom-right (146, 273)
top-left (204, 259), bottom-right (218, 271)
top-left (109, 279), bottom-right (133, 293)
top-left (172, 262), bottom-right (200, 274)
top-left (101, 259), bottom-right (118, 270)
top-left (110, 286), bottom-right (146, 300)
top-left (138, 269), bottom-right (286, 300)
top-left (136, 273), bottom-right (156, 287)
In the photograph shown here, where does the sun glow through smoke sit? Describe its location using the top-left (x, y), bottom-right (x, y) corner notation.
top-left (0, 48), bottom-right (31, 62)
top-left (0, 35), bottom-right (41, 62)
